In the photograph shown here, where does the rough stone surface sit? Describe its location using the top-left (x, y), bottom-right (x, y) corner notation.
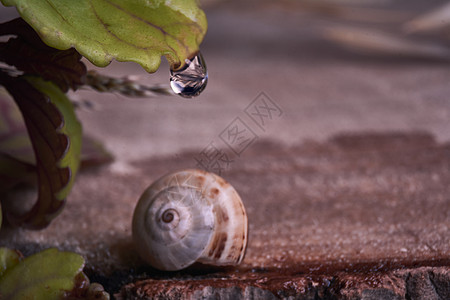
top-left (117, 267), bottom-right (449, 299)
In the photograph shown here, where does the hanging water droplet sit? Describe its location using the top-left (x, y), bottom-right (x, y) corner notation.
top-left (170, 52), bottom-right (208, 98)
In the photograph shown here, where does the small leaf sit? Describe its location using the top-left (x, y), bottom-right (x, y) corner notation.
top-left (0, 248), bottom-right (84, 300)
top-left (1, 0), bottom-right (208, 72)
top-left (0, 73), bottom-right (82, 229)
top-left (0, 247), bottom-right (22, 277)
top-left (0, 18), bottom-right (87, 92)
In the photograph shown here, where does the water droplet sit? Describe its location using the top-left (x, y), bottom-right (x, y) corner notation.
top-left (170, 52), bottom-right (208, 98)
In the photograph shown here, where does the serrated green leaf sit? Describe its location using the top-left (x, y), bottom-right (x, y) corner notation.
top-left (0, 248), bottom-right (84, 300)
top-left (0, 73), bottom-right (82, 229)
top-left (1, 0), bottom-right (207, 72)
top-left (26, 76), bottom-right (82, 200)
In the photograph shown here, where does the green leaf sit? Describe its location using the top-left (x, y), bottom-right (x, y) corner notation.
top-left (25, 76), bottom-right (82, 200)
top-left (0, 248), bottom-right (84, 300)
top-left (0, 248), bottom-right (110, 299)
top-left (1, 0), bottom-right (208, 72)
top-left (0, 74), bottom-right (82, 229)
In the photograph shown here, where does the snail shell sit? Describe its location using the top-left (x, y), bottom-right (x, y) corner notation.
top-left (132, 169), bottom-right (248, 271)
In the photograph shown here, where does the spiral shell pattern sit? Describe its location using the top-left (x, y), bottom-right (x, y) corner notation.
top-left (132, 169), bottom-right (248, 271)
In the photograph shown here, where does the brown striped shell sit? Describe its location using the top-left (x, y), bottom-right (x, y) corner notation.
top-left (132, 169), bottom-right (248, 271)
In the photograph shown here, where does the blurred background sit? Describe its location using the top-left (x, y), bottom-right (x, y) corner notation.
top-left (2, 0), bottom-right (450, 173)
